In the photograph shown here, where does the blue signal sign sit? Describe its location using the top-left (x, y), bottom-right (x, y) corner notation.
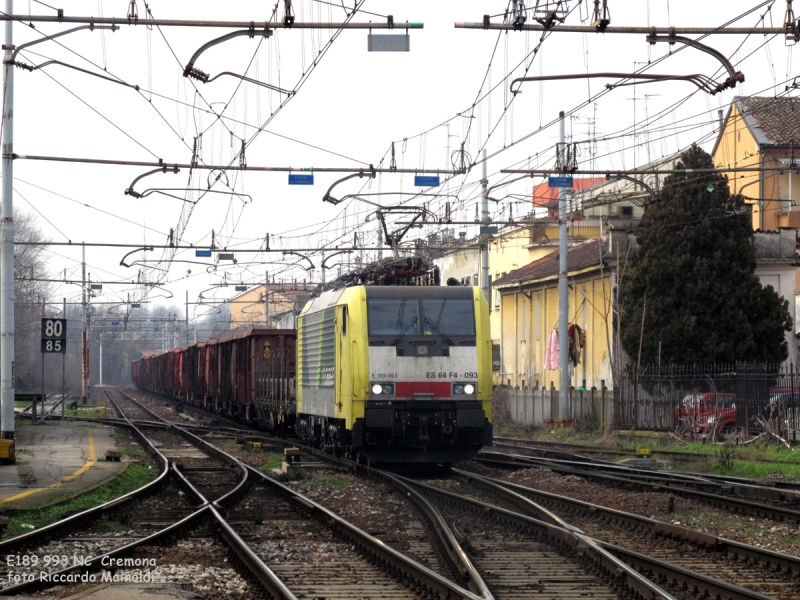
top-left (548, 176), bottom-right (574, 188)
top-left (289, 174), bottom-right (314, 185)
top-left (414, 175), bottom-right (440, 187)
top-left (195, 250), bottom-right (212, 258)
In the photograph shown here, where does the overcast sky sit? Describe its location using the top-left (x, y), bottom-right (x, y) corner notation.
top-left (5, 0), bottom-right (796, 323)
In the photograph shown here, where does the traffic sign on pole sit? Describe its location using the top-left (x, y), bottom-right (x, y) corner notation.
top-left (414, 175), bottom-right (440, 187)
top-left (289, 174), bottom-right (314, 185)
top-left (41, 318), bottom-right (67, 353)
top-left (548, 176), bottom-right (574, 188)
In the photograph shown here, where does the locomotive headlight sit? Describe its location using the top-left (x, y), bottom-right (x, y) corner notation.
top-left (382, 384), bottom-right (394, 395)
top-left (464, 384), bottom-right (475, 395)
top-left (453, 384), bottom-right (465, 395)
top-left (372, 384), bottom-right (383, 395)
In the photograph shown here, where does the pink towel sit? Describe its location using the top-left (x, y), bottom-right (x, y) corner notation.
top-left (544, 329), bottom-right (559, 370)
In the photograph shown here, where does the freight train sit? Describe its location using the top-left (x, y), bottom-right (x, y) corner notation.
top-left (131, 283), bottom-right (493, 463)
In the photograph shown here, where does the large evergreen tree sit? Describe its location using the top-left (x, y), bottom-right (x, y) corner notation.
top-left (619, 145), bottom-right (793, 366)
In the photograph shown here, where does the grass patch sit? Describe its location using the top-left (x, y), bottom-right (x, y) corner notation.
top-left (64, 408), bottom-right (105, 419)
top-left (306, 474), bottom-right (347, 488)
top-left (109, 428), bottom-right (124, 439)
top-left (223, 439), bottom-right (237, 447)
top-left (708, 459), bottom-right (800, 481)
top-left (259, 452), bottom-right (285, 471)
top-left (5, 463), bottom-right (157, 536)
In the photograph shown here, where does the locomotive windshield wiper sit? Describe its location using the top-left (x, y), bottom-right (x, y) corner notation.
top-left (391, 317), bottom-right (418, 346)
top-left (425, 318), bottom-right (455, 347)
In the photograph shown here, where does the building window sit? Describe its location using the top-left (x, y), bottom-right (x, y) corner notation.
top-left (473, 274), bottom-right (478, 286)
top-left (494, 289), bottom-right (501, 308)
top-left (619, 206), bottom-right (633, 217)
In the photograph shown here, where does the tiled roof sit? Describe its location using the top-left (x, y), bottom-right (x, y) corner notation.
top-left (532, 177), bottom-right (607, 208)
top-left (493, 240), bottom-right (606, 287)
top-left (737, 96), bottom-right (800, 147)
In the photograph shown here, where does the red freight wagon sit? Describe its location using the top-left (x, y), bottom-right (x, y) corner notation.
top-left (132, 328), bottom-right (296, 430)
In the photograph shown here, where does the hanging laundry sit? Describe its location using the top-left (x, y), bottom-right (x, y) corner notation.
top-left (544, 328), bottom-right (559, 370)
top-left (568, 324), bottom-right (584, 367)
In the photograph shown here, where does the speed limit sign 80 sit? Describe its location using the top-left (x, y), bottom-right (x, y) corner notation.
top-left (41, 318), bottom-right (66, 353)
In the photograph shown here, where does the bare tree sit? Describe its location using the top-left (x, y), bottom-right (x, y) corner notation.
top-left (12, 209), bottom-right (52, 391)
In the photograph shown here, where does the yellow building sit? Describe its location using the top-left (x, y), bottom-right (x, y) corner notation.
top-left (714, 96), bottom-right (800, 326)
top-left (713, 96), bottom-right (800, 232)
top-left (492, 240), bottom-right (616, 390)
top-left (433, 218), bottom-right (605, 346)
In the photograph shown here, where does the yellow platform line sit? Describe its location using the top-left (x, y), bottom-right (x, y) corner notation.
top-left (0, 429), bottom-right (96, 505)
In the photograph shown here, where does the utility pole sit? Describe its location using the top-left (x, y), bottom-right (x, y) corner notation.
top-left (264, 271), bottom-right (269, 328)
top-left (81, 243), bottom-right (89, 404)
top-left (558, 111), bottom-right (570, 420)
top-left (185, 291), bottom-right (189, 347)
top-left (61, 298), bottom-right (65, 420)
top-left (98, 334), bottom-right (102, 386)
top-left (480, 150), bottom-right (489, 301)
top-left (39, 298), bottom-right (44, 422)
top-left (1, 0), bottom-right (15, 440)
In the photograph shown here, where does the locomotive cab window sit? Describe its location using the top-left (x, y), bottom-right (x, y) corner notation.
top-left (421, 298), bottom-right (475, 338)
top-left (367, 298), bottom-right (420, 336)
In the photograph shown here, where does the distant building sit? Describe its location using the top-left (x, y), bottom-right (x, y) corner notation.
top-left (491, 238), bottom-right (622, 389)
top-left (714, 96), bottom-right (800, 340)
top-left (713, 96), bottom-right (799, 231)
top-left (228, 283), bottom-right (317, 330)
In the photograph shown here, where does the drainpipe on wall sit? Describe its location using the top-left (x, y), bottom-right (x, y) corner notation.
top-left (759, 152), bottom-right (765, 230)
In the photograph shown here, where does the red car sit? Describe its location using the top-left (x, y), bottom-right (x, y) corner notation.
top-left (675, 393), bottom-right (737, 433)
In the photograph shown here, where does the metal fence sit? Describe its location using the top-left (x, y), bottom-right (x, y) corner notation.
top-left (500, 384), bottom-right (615, 429)
top-left (615, 363), bottom-right (800, 433)
top-left (497, 364), bottom-right (800, 434)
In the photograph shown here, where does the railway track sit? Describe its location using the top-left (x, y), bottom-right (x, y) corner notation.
top-left (118, 389), bottom-right (679, 599)
top-left (80, 387), bottom-right (800, 600)
top-left (492, 436), bottom-right (800, 466)
top-left (478, 450), bottom-right (800, 522)
top-left (105, 389), bottom-right (483, 600)
top-left (448, 468), bottom-right (800, 599)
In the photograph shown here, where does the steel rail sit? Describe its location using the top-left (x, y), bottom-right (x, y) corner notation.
top-left (125, 388), bottom-right (495, 599)
top-left (120, 389), bottom-right (483, 600)
top-left (0, 506), bottom-right (211, 596)
top-left (112, 390), bottom-right (250, 508)
top-left (117, 390), bottom-right (484, 600)
top-left (0, 394), bottom-right (170, 554)
top-left (459, 469), bottom-right (800, 578)
top-left (109, 390), bottom-right (300, 598)
top-left (374, 469), bottom-right (494, 600)
top-left (171, 463), bottom-right (299, 600)
top-left (245, 465), bottom-right (484, 600)
top-left (484, 444), bottom-right (800, 505)
top-left (128, 387), bottom-right (748, 600)
top-left (477, 451), bottom-right (800, 522)
top-left (395, 474), bottom-right (676, 600)
top-left (491, 435), bottom-right (800, 465)
top-left (408, 472), bottom-right (787, 600)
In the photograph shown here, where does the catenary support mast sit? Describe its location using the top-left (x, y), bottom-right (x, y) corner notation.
top-left (559, 111), bottom-right (569, 420)
top-left (1, 0), bottom-right (15, 439)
